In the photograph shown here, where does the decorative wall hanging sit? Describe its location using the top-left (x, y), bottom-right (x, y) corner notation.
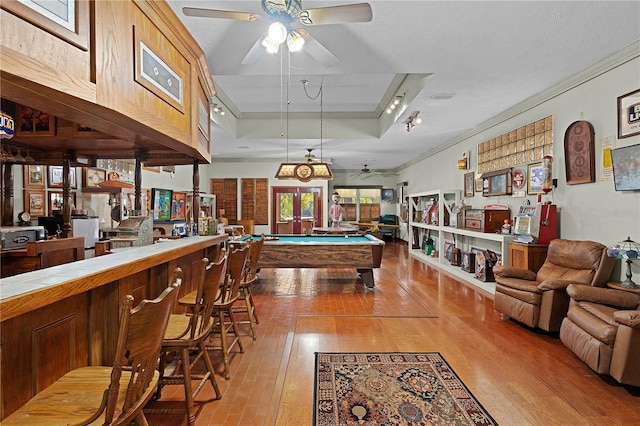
top-left (564, 120), bottom-right (595, 185)
top-left (48, 166), bottom-right (77, 189)
top-left (83, 167), bottom-right (106, 188)
top-left (24, 190), bottom-right (46, 217)
top-left (512, 167), bottom-right (527, 197)
top-left (527, 162), bottom-right (544, 195)
top-left (617, 89), bottom-right (640, 139)
top-left (1, 0), bottom-right (89, 50)
top-left (23, 165), bottom-right (45, 189)
top-left (477, 116), bottom-right (553, 174)
top-left (134, 27), bottom-right (185, 112)
top-left (463, 172), bottom-right (475, 197)
top-left (481, 168), bottom-right (512, 197)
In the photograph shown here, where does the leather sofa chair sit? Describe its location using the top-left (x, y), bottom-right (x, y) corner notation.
top-left (560, 284), bottom-right (640, 386)
top-left (493, 239), bottom-right (615, 332)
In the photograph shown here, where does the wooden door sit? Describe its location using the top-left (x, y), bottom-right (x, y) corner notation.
top-left (272, 187), bottom-right (322, 234)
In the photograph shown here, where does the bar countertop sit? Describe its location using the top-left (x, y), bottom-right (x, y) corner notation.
top-left (0, 235), bottom-right (227, 322)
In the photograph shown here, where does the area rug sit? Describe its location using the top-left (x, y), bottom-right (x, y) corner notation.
top-left (314, 352), bottom-right (497, 426)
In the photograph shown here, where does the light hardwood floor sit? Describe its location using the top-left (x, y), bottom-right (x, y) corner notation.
top-left (146, 240), bottom-right (640, 425)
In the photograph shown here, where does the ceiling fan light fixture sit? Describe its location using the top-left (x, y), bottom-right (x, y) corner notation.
top-left (286, 30), bottom-right (305, 52)
top-left (262, 35), bottom-right (280, 54)
top-left (268, 21), bottom-right (288, 44)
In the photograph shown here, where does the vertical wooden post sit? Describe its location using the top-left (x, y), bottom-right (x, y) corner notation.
top-left (134, 150), bottom-right (144, 212)
top-left (192, 159), bottom-right (200, 223)
top-left (61, 150), bottom-right (73, 238)
top-left (2, 163), bottom-right (14, 226)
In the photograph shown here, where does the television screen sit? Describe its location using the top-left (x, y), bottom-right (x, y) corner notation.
top-left (611, 143), bottom-right (640, 191)
top-left (381, 188), bottom-right (395, 202)
top-left (152, 188), bottom-right (173, 221)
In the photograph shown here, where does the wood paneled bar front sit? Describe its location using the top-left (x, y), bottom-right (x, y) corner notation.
top-left (0, 235), bottom-right (227, 419)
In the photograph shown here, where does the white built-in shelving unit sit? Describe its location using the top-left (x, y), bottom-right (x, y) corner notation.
top-left (408, 190), bottom-right (515, 295)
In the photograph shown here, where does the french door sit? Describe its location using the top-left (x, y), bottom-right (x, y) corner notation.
top-left (271, 187), bottom-right (322, 234)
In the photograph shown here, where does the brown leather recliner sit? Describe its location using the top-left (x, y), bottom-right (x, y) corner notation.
top-left (560, 284), bottom-right (640, 386)
top-left (493, 239), bottom-right (615, 332)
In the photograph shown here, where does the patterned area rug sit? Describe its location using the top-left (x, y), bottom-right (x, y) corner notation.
top-left (314, 352), bottom-right (497, 426)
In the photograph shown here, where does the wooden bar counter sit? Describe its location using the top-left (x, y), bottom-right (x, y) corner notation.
top-left (0, 235), bottom-right (227, 419)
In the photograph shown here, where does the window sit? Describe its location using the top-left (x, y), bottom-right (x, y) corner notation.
top-left (334, 187), bottom-right (381, 222)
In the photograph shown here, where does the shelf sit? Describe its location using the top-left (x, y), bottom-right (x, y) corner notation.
top-left (408, 248), bottom-right (496, 295)
top-left (442, 227), bottom-right (516, 243)
top-left (408, 189), bottom-right (514, 296)
top-left (409, 222), bottom-right (440, 231)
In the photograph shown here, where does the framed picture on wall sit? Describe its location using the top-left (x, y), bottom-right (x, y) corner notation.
top-left (527, 162), bottom-right (545, 195)
top-left (617, 88), bottom-right (640, 139)
top-left (48, 166), bottom-right (77, 189)
top-left (83, 167), bottom-right (106, 188)
top-left (24, 190), bottom-right (46, 217)
top-left (463, 172), bottom-right (475, 197)
top-left (23, 165), bottom-right (45, 188)
top-left (48, 191), bottom-right (76, 214)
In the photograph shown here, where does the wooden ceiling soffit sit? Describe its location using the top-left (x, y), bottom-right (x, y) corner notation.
top-left (1, 75), bottom-right (209, 165)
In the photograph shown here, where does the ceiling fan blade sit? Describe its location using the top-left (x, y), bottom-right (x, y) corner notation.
top-left (299, 3), bottom-right (373, 26)
top-left (297, 29), bottom-right (338, 67)
top-left (182, 7), bottom-right (261, 21)
top-left (241, 36), bottom-right (267, 65)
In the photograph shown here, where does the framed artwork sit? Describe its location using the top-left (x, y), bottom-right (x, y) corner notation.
top-left (463, 172), bottom-right (475, 197)
top-left (481, 169), bottom-right (512, 197)
top-left (16, 105), bottom-right (55, 136)
top-left (83, 167), bottom-right (106, 188)
top-left (48, 166), bottom-right (77, 189)
top-left (171, 191), bottom-right (187, 220)
top-left (24, 190), bottom-right (46, 217)
top-left (527, 162), bottom-right (545, 195)
top-left (134, 27), bottom-right (184, 112)
top-left (48, 191), bottom-right (76, 214)
top-left (23, 165), bottom-right (45, 188)
top-left (618, 89), bottom-right (640, 139)
top-left (1, 0), bottom-right (89, 50)
top-left (475, 178), bottom-right (483, 193)
top-left (564, 121), bottom-right (596, 185)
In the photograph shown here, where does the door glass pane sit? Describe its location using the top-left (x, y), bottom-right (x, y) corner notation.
top-left (301, 192), bottom-right (316, 224)
top-left (278, 193), bottom-right (293, 221)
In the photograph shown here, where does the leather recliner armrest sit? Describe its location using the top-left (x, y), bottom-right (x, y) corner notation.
top-left (566, 284), bottom-right (640, 309)
top-left (614, 310), bottom-right (640, 328)
top-left (538, 279), bottom-right (576, 291)
top-left (493, 265), bottom-right (536, 280)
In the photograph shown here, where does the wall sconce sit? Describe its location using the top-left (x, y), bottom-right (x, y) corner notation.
top-left (386, 93), bottom-right (405, 114)
top-left (406, 112), bottom-right (422, 132)
top-left (457, 151), bottom-right (470, 170)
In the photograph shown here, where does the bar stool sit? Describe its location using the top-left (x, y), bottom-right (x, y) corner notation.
top-left (147, 260), bottom-right (226, 426)
top-left (209, 244), bottom-right (249, 379)
top-left (2, 280), bottom-right (180, 425)
top-left (234, 234), bottom-right (265, 339)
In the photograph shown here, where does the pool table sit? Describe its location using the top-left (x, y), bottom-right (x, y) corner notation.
top-left (237, 233), bottom-right (385, 287)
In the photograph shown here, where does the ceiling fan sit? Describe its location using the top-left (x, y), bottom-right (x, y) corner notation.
top-left (304, 148), bottom-right (332, 164)
top-left (350, 164), bottom-right (398, 179)
top-left (182, 0), bottom-right (373, 66)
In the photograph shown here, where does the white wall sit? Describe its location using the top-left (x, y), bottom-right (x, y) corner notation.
top-left (200, 160), bottom-right (329, 234)
top-left (396, 54), bottom-right (640, 282)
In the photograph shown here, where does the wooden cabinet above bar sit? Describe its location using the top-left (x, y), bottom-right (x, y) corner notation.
top-left (0, 0), bottom-right (214, 165)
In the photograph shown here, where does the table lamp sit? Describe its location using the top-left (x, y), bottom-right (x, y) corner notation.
top-left (607, 236), bottom-right (640, 288)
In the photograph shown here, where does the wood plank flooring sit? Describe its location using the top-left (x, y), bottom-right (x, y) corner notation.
top-left (146, 240), bottom-right (639, 425)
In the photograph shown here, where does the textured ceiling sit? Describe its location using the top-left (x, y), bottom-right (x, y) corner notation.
top-left (167, 1), bottom-right (640, 171)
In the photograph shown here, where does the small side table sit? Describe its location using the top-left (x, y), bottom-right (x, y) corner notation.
top-left (607, 282), bottom-right (640, 294)
top-left (508, 241), bottom-right (549, 273)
